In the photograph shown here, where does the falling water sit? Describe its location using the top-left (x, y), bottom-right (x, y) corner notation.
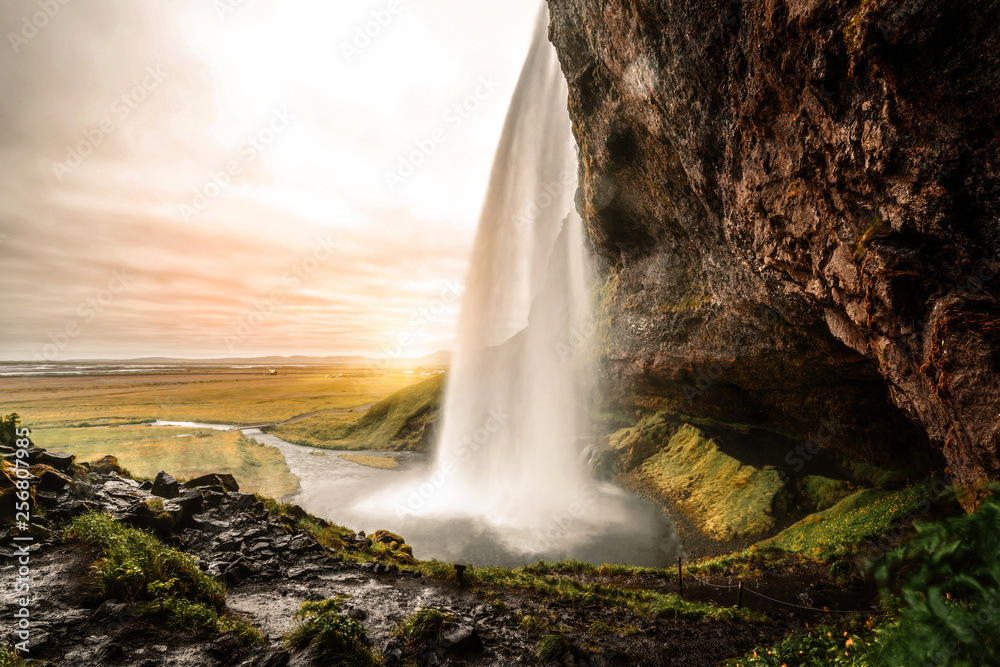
top-left (345, 4), bottom-right (677, 566)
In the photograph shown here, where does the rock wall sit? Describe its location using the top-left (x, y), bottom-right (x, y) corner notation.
top-left (547, 0), bottom-right (1000, 507)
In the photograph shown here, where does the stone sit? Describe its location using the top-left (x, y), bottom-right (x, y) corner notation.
top-left (183, 473), bottom-right (239, 492)
top-left (440, 623), bottom-right (483, 655)
top-left (37, 451), bottom-right (75, 470)
top-left (151, 471), bottom-right (179, 498)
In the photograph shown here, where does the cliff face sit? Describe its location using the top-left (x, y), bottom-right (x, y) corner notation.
top-left (547, 0), bottom-right (1000, 506)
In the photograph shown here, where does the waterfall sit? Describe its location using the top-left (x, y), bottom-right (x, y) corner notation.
top-left (348, 3), bottom-right (676, 566)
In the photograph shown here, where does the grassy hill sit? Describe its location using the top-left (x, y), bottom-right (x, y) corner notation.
top-left (269, 374), bottom-right (445, 451)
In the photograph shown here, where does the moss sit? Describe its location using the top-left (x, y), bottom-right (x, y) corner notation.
top-left (519, 615), bottom-right (553, 635)
top-left (797, 475), bottom-right (855, 513)
top-left (65, 512), bottom-right (263, 647)
top-left (635, 424), bottom-right (786, 541)
top-left (853, 216), bottom-right (890, 260)
top-left (0, 642), bottom-right (27, 667)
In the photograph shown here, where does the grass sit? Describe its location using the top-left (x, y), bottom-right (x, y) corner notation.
top-left (0, 643), bottom-right (27, 667)
top-left (338, 454), bottom-right (400, 470)
top-left (65, 512), bottom-right (263, 646)
top-left (688, 478), bottom-right (942, 575)
top-left (285, 597), bottom-right (380, 666)
top-left (32, 427), bottom-right (298, 499)
top-left (416, 560), bottom-right (765, 622)
top-left (618, 421), bottom-right (787, 540)
top-left (272, 374), bottom-right (444, 451)
top-left (535, 633), bottom-right (570, 662)
top-left (722, 618), bottom-right (888, 666)
top-left (0, 367), bottom-right (423, 429)
top-left (394, 608), bottom-right (452, 645)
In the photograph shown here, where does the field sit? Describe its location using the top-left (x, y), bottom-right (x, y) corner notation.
top-left (31, 426), bottom-right (300, 500)
top-left (4, 364), bottom-right (437, 498)
top-left (1, 366), bottom-right (425, 429)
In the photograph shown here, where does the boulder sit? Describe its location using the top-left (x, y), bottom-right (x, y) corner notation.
top-left (38, 451), bottom-right (75, 470)
top-left (182, 473), bottom-right (239, 492)
top-left (151, 471), bottom-right (179, 498)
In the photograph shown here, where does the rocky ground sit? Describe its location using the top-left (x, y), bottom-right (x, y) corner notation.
top-left (3, 445), bottom-right (881, 666)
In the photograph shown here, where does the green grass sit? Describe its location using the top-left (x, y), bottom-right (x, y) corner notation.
top-left (416, 560), bottom-right (765, 622)
top-left (688, 478), bottom-right (942, 576)
top-left (338, 454), bottom-right (400, 470)
top-left (535, 633), bottom-right (571, 662)
top-left (33, 427), bottom-right (298, 499)
top-left (618, 421), bottom-right (787, 540)
top-left (272, 374), bottom-right (444, 451)
top-left (394, 608), bottom-right (452, 645)
top-left (285, 597), bottom-right (380, 666)
top-left (65, 512), bottom-right (262, 646)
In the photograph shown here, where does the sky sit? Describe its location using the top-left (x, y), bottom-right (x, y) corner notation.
top-left (0, 0), bottom-right (541, 361)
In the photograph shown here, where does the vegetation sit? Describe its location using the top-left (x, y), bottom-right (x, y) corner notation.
top-left (65, 512), bottom-right (262, 646)
top-left (272, 374), bottom-right (444, 451)
top-left (285, 597), bottom-right (380, 666)
top-left (722, 618), bottom-right (887, 666)
top-left (0, 643), bottom-right (27, 667)
top-left (417, 560), bottom-right (765, 622)
top-left (875, 489), bottom-right (1000, 665)
top-left (688, 478), bottom-right (942, 576)
top-left (535, 633), bottom-right (570, 663)
top-left (0, 413), bottom-right (28, 448)
top-left (394, 608), bottom-right (452, 645)
top-left (338, 454), bottom-right (400, 470)
top-left (0, 368), bottom-right (422, 429)
top-left (33, 427), bottom-right (298, 499)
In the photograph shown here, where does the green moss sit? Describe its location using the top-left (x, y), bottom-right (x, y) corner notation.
top-left (519, 615), bottom-right (553, 635)
top-left (64, 512), bottom-right (263, 646)
top-left (797, 475), bottom-right (855, 513)
top-left (689, 478), bottom-right (942, 574)
top-left (636, 424), bottom-right (786, 541)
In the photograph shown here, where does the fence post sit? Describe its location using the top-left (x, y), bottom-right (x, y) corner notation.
top-left (677, 557), bottom-right (682, 598)
top-left (737, 580), bottom-right (744, 609)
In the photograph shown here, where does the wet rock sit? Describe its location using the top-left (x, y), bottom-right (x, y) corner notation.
top-left (29, 464), bottom-right (72, 491)
top-left (239, 650), bottom-right (291, 667)
top-left (183, 472), bottom-right (239, 492)
top-left (440, 623), bottom-right (484, 655)
top-left (152, 471), bottom-right (180, 498)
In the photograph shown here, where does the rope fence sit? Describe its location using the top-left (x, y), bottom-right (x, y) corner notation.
top-left (675, 557), bottom-right (893, 615)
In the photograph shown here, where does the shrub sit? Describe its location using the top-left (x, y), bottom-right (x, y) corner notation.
top-left (875, 489), bottom-right (1000, 666)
